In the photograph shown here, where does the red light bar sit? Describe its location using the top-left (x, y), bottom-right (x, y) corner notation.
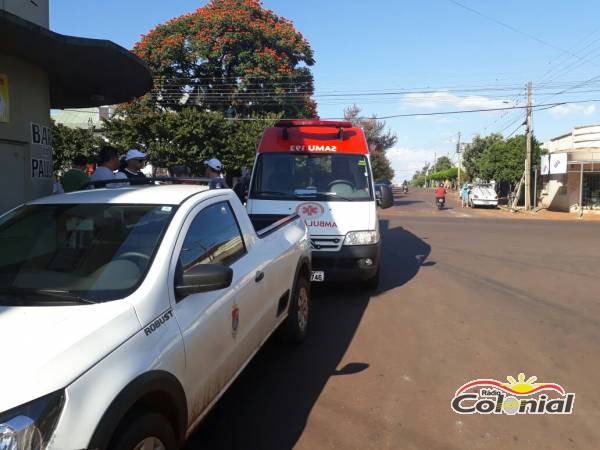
top-left (275, 120), bottom-right (354, 128)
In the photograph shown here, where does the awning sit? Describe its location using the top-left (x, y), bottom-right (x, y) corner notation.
top-left (0, 10), bottom-right (153, 108)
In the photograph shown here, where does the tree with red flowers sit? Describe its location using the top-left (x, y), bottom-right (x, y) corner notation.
top-left (134, 0), bottom-right (316, 118)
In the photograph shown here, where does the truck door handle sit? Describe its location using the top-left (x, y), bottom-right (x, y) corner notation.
top-left (255, 271), bottom-right (264, 283)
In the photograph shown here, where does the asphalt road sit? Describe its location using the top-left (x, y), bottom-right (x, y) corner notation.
top-left (186, 188), bottom-right (600, 450)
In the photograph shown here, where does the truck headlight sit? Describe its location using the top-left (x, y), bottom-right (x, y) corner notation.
top-left (0, 392), bottom-right (64, 450)
top-left (344, 231), bottom-right (379, 246)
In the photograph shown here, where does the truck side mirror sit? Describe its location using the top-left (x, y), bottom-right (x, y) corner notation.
top-left (379, 185), bottom-right (394, 209)
top-left (175, 264), bottom-right (233, 298)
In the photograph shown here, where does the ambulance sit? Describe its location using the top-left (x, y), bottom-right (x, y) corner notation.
top-left (246, 120), bottom-right (393, 288)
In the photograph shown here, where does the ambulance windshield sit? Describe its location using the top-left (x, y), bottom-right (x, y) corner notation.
top-left (251, 153), bottom-right (373, 201)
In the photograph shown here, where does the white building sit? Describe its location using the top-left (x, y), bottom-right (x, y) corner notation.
top-left (541, 124), bottom-right (600, 213)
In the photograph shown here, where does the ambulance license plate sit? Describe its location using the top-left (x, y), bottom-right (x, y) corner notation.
top-left (310, 271), bottom-right (325, 282)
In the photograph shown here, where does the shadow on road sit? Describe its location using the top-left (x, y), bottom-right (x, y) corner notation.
top-left (393, 199), bottom-right (424, 206)
top-left (377, 219), bottom-right (432, 293)
top-left (185, 219), bottom-right (430, 450)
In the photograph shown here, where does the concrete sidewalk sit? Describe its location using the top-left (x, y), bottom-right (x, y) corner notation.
top-left (449, 191), bottom-right (600, 221)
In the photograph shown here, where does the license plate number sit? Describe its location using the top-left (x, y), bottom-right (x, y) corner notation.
top-left (310, 271), bottom-right (325, 282)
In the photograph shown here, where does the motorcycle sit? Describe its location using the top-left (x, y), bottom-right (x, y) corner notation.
top-left (436, 197), bottom-right (445, 210)
top-left (402, 185), bottom-right (408, 194)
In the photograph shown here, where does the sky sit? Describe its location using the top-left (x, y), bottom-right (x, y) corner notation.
top-left (51, 0), bottom-right (600, 182)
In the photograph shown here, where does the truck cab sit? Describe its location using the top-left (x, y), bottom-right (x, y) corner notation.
top-left (247, 120), bottom-right (393, 288)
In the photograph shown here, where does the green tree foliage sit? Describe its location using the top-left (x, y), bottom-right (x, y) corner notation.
top-left (103, 106), bottom-right (276, 174)
top-left (410, 163), bottom-right (430, 187)
top-left (133, 0), bottom-right (316, 117)
top-left (370, 150), bottom-right (395, 182)
top-left (429, 167), bottom-right (458, 181)
top-left (462, 133), bottom-right (503, 180)
top-left (344, 105), bottom-right (396, 182)
top-left (52, 124), bottom-right (101, 173)
top-left (477, 134), bottom-right (542, 184)
top-left (433, 155), bottom-right (453, 172)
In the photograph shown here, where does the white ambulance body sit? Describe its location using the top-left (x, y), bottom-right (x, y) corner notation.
top-left (247, 120), bottom-right (393, 288)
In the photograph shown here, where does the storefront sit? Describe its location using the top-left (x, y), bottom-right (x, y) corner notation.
top-left (568, 156), bottom-right (600, 212)
top-left (0, 1), bottom-right (152, 213)
top-left (541, 125), bottom-right (600, 214)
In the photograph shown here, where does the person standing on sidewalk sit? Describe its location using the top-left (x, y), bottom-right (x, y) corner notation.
top-left (120, 149), bottom-right (148, 181)
top-left (62, 154), bottom-right (90, 192)
top-left (204, 158), bottom-right (228, 189)
top-left (460, 183), bottom-right (470, 208)
top-left (90, 146), bottom-right (128, 187)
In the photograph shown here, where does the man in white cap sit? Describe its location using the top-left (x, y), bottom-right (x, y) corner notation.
top-left (120, 149), bottom-right (148, 180)
top-left (204, 158), bottom-right (228, 189)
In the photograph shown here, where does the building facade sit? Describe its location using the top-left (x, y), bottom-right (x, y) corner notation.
top-left (0, 0), bottom-right (152, 213)
top-left (541, 125), bottom-right (600, 213)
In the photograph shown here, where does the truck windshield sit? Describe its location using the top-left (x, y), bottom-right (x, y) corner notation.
top-left (251, 153), bottom-right (373, 201)
top-left (0, 203), bottom-right (176, 304)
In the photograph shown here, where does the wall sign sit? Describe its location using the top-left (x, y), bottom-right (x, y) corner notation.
top-left (0, 74), bottom-right (9, 123)
top-left (31, 122), bottom-right (53, 179)
top-left (541, 153), bottom-right (567, 175)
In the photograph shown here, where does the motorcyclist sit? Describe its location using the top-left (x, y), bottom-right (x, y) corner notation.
top-left (435, 183), bottom-right (447, 206)
top-left (402, 180), bottom-right (409, 193)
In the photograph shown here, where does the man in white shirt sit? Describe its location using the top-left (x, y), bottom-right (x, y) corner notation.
top-left (90, 146), bottom-right (128, 187)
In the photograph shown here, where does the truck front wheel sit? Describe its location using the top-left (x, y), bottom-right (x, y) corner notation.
top-left (110, 412), bottom-right (177, 450)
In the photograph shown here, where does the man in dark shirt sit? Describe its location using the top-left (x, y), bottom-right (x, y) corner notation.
top-left (204, 158), bottom-right (228, 189)
top-left (120, 149), bottom-right (148, 181)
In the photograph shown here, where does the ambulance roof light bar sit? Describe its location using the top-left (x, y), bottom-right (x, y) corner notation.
top-left (276, 120), bottom-right (353, 141)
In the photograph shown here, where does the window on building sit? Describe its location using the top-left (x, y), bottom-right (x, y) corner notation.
top-left (582, 174), bottom-right (600, 209)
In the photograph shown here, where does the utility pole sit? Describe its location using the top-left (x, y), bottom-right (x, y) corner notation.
top-left (525, 81), bottom-right (533, 210)
top-left (457, 132), bottom-right (462, 185)
top-left (433, 152), bottom-right (437, 188)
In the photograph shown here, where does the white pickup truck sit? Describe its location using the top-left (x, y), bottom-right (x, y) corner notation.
top-left (0, 183), bottom-right (311, 450)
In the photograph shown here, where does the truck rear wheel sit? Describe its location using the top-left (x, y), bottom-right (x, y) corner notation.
top-left (281, 276), bottom-right (310, 344)
top-left (110, 412), bottom-right (177, 450)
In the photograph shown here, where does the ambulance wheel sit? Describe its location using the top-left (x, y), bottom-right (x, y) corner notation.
top-left (364, 266), bottom-right (380, 290)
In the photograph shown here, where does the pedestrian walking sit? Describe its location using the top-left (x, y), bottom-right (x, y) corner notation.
top-left (204, 158), bottom-right (228, 189)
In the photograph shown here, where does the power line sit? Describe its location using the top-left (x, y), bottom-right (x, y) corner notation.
top-left (61, 97), bottom-right (600, 119)
top-left (445, 0), bottom-right (584, 59)
top-left (118, 98), bottom-right (600, 120)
